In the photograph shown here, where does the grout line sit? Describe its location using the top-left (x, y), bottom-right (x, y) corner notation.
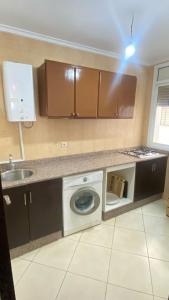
top-left (20, 259), bottom-right (67, 273)
top-left (67, 239), bottom-right (80, 270)
top-left (115, 225), bottom-right (145, 232)
top-left (142, 210), bottom-right (155, 296)
top-left (13, 260), bottom-right (32, 287)
top-left (19, 248), bottom-right (41, 263)
top-left (107, 282), bottom-right (154, 297)
top-left (54, 271), bottom-right (67, 300)
top-left (77, 239), bottom-right (112, 250)
top-left (148, 256), bottom-right (169, 264)
top-left (110, 247), bottom-right (149, 258)
top-left (104, 217), bottom-right (116, 300)
top-left (67, 270), bottom-right (107, 284)
top-left (143, 213), bottom-right (169, 220)
top-left (55, 238), bottom-right (80, 300)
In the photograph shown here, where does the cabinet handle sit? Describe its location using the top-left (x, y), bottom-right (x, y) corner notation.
top-left (76, 113), bottom-right (80, 117)
top-left (24, 193), bottom-right (27, 206)
top-left (152, 163), bottom-right (157, 172)
top-left (29, 192), bottom-right (32, 204)
top-left (70, 112), bottom-right (75, 117)
top-left (3, 195), bottom-right (11, 206)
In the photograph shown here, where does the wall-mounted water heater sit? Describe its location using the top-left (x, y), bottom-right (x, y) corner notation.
top-left (2, 61), bottom-right (36, 122)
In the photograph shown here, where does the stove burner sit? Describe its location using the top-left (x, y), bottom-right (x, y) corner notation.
top-left (121, 147), bottom-right (160, 158)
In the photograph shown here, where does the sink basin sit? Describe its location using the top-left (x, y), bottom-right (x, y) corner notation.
top-left (1, 169), bottom-right (34, 182)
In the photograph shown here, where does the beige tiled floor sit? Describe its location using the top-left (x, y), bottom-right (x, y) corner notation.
top-left (12, 199), bottom-right (169, 300)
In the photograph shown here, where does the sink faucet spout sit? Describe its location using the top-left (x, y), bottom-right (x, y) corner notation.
top-left (9, 154), bottom-right (15, 170)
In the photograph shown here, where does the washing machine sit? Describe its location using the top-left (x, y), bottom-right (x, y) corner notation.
top-left (63, 170), bottom-right (103, 236)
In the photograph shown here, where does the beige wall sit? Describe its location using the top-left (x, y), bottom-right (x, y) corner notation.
top-left (0, 32), bottom-right (153, 161)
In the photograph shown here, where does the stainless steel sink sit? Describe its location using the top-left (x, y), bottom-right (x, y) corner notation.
top-left (1, 169), bottom-right (34, 182)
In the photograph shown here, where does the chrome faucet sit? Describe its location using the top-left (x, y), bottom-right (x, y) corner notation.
top-left (9, 154), bottom-right (15, 170)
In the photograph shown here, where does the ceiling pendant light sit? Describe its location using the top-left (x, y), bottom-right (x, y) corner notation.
top-left (125, 15), bottom-right (135, 59)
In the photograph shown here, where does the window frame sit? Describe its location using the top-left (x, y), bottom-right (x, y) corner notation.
top-left (148, 61), bottom-right (169, 151)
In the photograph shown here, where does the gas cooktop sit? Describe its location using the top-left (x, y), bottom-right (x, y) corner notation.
top-left (121, 147), bottom-right (161, 159)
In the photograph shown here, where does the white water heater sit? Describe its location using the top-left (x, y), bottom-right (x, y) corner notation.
top-left (2, 61), bottom-right (36, 122)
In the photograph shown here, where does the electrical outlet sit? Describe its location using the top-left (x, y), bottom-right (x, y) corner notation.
top-left (60, 141), bottom-right (68, 148)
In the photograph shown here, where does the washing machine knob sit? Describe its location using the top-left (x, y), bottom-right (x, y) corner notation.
top-left (83, 177), bottom-right (88, 182)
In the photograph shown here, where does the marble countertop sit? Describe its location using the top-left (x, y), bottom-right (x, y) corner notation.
top-left (1, 150), bottom-right (167, 190)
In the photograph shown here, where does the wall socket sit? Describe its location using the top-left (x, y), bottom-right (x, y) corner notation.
top-left (59, 141), bottom-right (68, 148)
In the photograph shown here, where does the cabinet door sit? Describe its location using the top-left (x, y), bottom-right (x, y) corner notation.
top-left (46, 61), bottom-right (75, 117)
top-left (3, 187), bottom-right (29, 249)
top-left (98, 71), bottom-right (120, 118)
top-left (29, 179), bottom-right (62, 240)
top-left (75, 67), bottom-right (99, 118)
top-left (117, 75), bottom-right (137, 118)
top-left (134, 157), bottom-right (167, 201)
top-left (151, 157), bottom-right (167, 195)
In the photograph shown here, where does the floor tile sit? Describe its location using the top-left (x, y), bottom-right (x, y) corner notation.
top-left (80, 224), bottom-right (114, 248)
top-left (57, 272), bottom-right (106, 300)
top-left (144, 215), bottom-right (169, 236)
top-left (106, 284), bottom-right (153, 300)
top-left (103, 217), bottom-right (116, 226)
top-left (150, 258), bottom-right (169, 298)
top-left (33, 238), bottom-right (77, 270)
top-left (69, 242), bottom-right (111, 282)
top-left (147, 233), bottom-right (169, 261)
top-left (15, 262), bottom-right (65, 300)
top-left (115, 211), bottom-right (144, 231)
top-left (108, 250), bottom-right (152, 294)
top-left (11, 259), bottom-right (30, 285)
top-left (113, 227), bottom-right (148, 256)
top-left (142, 200), bottom-right (166, 217)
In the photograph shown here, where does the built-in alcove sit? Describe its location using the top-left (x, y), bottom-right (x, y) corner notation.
top-left (103, 163), bottom-right (136, 212)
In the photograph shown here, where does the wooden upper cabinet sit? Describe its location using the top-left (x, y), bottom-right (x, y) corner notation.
top-left (38, 59), bottom-right (137, 119)
top-left (38, 60), bottom-right (75, 117)
top-left (117, 74), bottom-right (137, 118)
top-left (98, 71), bottom-right (137, 119)
top-left (75, 67), bottom-right (99, 118)
top-left (98, 71), bottom-right (121, 118)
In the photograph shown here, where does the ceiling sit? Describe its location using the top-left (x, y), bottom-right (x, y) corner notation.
top-left (0, 0), bottom-right (169, 65)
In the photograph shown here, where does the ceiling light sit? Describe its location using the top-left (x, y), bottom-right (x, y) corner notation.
top-left (125, 15), bottom-right (136, 59)
top-left (125, 44), bottom-right (135, 59)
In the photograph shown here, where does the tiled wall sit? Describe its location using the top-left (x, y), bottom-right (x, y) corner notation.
top-left (0, 32), bottom-right (153, 161)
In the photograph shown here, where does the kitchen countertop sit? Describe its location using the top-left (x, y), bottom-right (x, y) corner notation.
top-left (1, 150), bottom-right (168, 190)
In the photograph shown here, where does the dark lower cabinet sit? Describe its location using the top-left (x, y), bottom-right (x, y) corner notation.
top-left (134, 157), bottom-right (167, 201)
top-left (3, 178), bottom-right (62, 249)
top-left (29, 179), bottom-right (62, 240)
top-left (3, 187), bottom-right (29, 249)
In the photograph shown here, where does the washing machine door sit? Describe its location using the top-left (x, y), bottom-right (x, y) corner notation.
top-left (70, 187), bottom-right (100, 215)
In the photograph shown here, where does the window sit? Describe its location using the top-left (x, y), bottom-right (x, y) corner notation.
top-left (148, 63), bottom-right (169, 150)
top-left (153, 85), bottom-right (169, 145)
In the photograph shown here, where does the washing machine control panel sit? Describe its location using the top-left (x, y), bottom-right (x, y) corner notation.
top-left (63, 171), bottom-right (103, 189)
